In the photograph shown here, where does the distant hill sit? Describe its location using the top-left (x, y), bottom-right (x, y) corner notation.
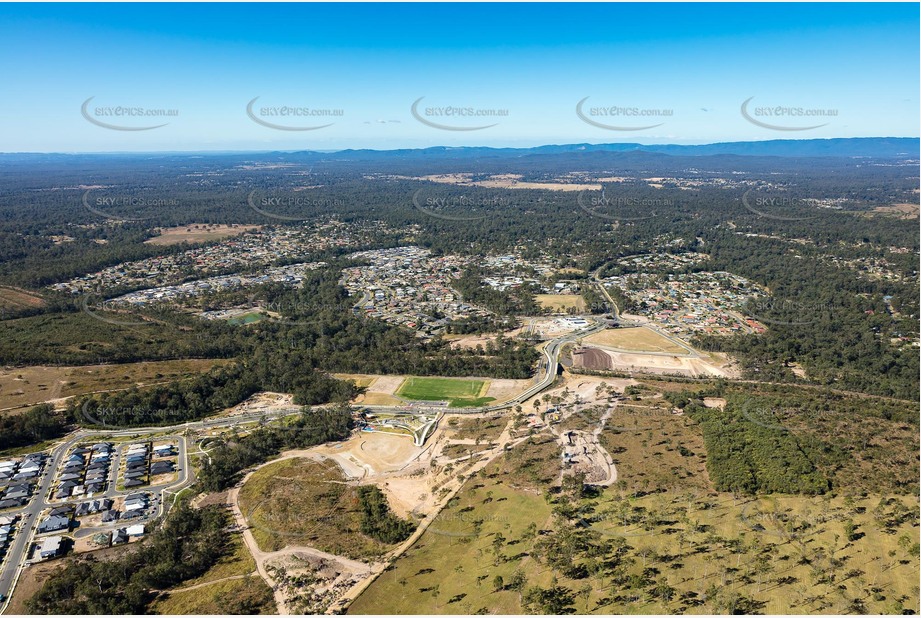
top-left (0, 137), bottom-right (917, 162)
top-left (329, 138), bottom-right (919, 160)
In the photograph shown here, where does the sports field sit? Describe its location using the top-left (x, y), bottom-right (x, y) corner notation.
top-left (396, 377), bottom-right (492, 407)
top-left (227, 311), bottom-right (264, 325)
top-left (583, 326), bottom-right (688, 354)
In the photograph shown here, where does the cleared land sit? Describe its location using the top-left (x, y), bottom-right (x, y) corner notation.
top-left (352, 444), bottom-right (918, 615)
top-left (871, 203), bottom-right (919, 218)
top-left (396, 377), bottom-right (492, 407)
top-left (238, 457), bottom-right (396, 560)
top-left (535, 294), bottom-right (586, 312)
top-left (442, 415), bottom-right (506, 443)
top-left (144, 224), bottom-right (261, 245)
top-left (575, 348), bottom-right (732, 378)
top-left (312, 431), bottom-right (423, 477)
top-left (0, 286), bottom-right (46, 313)
top-left (0, 359), bottom-right (227, 412)
top-left (584, 327), bottom-right (688, 354)
top-left (414, 173), bottom-right (601, 192)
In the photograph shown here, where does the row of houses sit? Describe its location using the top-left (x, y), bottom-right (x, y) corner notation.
top-left (0, 514), bottom-right (21, 563)
top-left (54, 443), bottom-right (113, 500)
top-left (0, 453), bottom-right (47, 483)
top-left (0, 454), bottom-right (47, 510)
top-left (92, 524), bottom-right (145, 548)
top-left (121, 442), bottom-right (178, 488)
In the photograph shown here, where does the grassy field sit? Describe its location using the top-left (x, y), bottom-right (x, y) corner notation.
top-left (351, 430), bottom-right (920, 615)
top-left (599, 398), bottom-right (712, 493)
top-left (151, 575), bottom-right (275, 614)
top-left (397, 377), bottom-right (491, 407)
top-left (348, 477), bottom-right (554, 615)
top-left (0, 359), bottom-right (228, 413)
top-left (180, 534), bottom-right (255, 586)
top-left (536, 294), bottom-right (587, 312)
top-left (0, 285), bottom-right (45, 314)
top-left (584, 327), bottom-right (688, 354)
top-left (227, 311), bottom-right (264, 325)
top-left (0, 311), bottom-right (227, 366)
top-left (238, 457), bottom-right (395, 560)
top-left (144, 224), bottom-right (261, 245)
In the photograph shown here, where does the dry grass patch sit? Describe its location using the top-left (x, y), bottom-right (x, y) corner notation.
top-left (145, 224), bottom-right (261, 245)
top-left (535, 294), bottom-right (587, 312)
top-left (584, 327), bottom-right (688, 354)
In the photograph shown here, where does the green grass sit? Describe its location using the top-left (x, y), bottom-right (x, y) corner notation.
top-left (179, 534), bottom-right (256, 586)
top-left (448, 396), bottom-right (496, 408)
top-left (351, 446), bottom-right (920, 615)
top-left (348, 480), bottom-right (553, 615)
top-left (228, 312), bottom-right (264, 325)
top-left (397, 377), bottom-right (490, 406)
top-left (151, 575), bottom-right (275, 614)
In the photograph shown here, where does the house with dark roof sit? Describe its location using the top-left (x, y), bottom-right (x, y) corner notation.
top-left (37, 515), bottom-right (69, 533)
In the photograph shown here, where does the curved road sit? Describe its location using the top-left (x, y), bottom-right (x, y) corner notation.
top-left (0, 317), bottom-right (604, 613)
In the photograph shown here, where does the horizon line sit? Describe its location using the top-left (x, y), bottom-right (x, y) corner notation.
top-left (1, 136), bottom-right (918, 157)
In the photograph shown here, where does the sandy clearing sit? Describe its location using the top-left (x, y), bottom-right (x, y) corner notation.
top-left (355, 392), bottom-right (404, 406)
top-left (484, 378), bottom-right (532, 403)
top-left (584, 327), bottom-right (688, 354)
top-left (365, 375), bottom-right (405, 395)
top-left (312, 432), bottom-right (422, 477)
top-left (144, 224), bottom-right (261, 245)
top-left (604, 349), bottom-right (731, 378)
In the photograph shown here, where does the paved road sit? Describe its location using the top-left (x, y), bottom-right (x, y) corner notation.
top-left (0, 317), bottom-right (603, 612)
top-left (0, 411), bottom-right (283, 614)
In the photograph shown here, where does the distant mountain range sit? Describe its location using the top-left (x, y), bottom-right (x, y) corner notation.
top-left (1, 137), bottom-right (917, 161)
top-left (330, 138), bottom-right (919, 160)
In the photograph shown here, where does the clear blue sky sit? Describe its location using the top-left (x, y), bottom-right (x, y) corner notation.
top-left (0, 3), bottom-right (917, 152)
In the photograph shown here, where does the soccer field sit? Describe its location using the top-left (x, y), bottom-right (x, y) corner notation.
top-left (396, 377), bottom-right (489, 405)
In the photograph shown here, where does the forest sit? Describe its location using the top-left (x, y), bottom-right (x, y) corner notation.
top-left (196, 404), bottom-right (354, 491)
top-left (0, 403), bottom-right (68, 452)
top-left (27, 504), bottom-right (238, 614)
top-left (0, 148), bottom-right (915, 424)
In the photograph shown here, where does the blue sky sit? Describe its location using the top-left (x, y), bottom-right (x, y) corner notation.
top-left (0, 3), bottom-right (917, 152)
